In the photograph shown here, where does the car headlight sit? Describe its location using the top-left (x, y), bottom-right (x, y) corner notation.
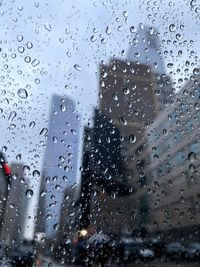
top-left (78, 229), bottom-right (88, 237)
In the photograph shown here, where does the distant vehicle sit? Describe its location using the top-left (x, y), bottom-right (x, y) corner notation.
top-left (9, 240), bottom-right (35, 267)
top-left (11, 250), bottom-right (34, 267)
top-left (0, 259), bottom-right (12, 267)
top-left (165, 242), bottom-right (185, 259)
top-left (118, 233), bottom-right (143, 262)
top-left (184, 243), bottom-right (200, 260)
top-left (139, 247), bottom-right (155, 260)
top-left (53, 238), bottom-right (73, 264)
top-left (72, 230), bottom-right (115, 266)
top-left (145, 237), bottom-right (166, 257)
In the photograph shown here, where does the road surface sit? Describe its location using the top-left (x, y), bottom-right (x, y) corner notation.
top-left (43, 258), bottom-right (199, 267)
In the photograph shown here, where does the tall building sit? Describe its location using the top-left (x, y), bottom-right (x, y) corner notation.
top-left (132, 72), bottom-right (200, 239)
top-left (127, 25), bottom-right (173, 112)
top-left (127, 25), bottom-right (165, 74)
top-left (94, 25), bottom-right (173, 232)
top-left (41, 94), bottom-right (81, 238)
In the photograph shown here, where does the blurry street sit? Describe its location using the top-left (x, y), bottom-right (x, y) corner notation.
top-left (42, 258), bottom-right (199, 267)
top-left (120, 261), bottom-right (198, 267)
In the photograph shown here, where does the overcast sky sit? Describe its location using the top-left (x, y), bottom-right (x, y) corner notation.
top-left (0, 0), bottom-right (200, 162)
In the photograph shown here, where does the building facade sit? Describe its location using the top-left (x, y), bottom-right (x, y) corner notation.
top-left (41, 94), bottom-right (81, 238)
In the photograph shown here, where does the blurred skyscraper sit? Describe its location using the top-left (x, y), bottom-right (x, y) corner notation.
top-left (41, 95), bottom-right (81, 238)
top-left (134, 72), bottom-right (200, 240)
top-left (128, 25), bottom-right (173, 112)
top-left (94, 25), bottom-right (173, 232)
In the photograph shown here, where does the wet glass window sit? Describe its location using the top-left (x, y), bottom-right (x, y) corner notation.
top-left (0, 0), bottom-right (200, 266)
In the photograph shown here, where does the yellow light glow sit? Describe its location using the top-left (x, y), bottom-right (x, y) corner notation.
top-left (78, 229), bottom-right (88, 237)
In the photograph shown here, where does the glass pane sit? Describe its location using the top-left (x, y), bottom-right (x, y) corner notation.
top-left (0, 0), bottom-right (199, 266)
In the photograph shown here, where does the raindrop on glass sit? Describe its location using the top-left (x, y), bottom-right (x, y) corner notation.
top-left (17, 88), bottom-right (28, 99)
top-left (18, 46), bottom-right (25, 53)
top-left (16, 154), bottom-right (21, 161)
top-left (17, 35), bottom-right (23, 42)
top-left (39, 128), bottom-right (48, 137)
top-left (44, 23), bottom-right (52, 31)
top-left (190, 0), bottom-right (196, 7)
top-left (129, 134), bottom-right (136, 143)
top-left (24, 56), bottom-right (31, 63)
top-left (26, 42), bottom-right (33, 49)
top-left (130, 26), bottom-right (137, 33)
top-left (8, 111), bottom-right (17, 122)
top-left (26, 189), bottom-right (34, 199)
top-left (188, 152), bottom-right (197, 163)
top-left (169, 24), bottom-right (176, 32)
top-left (31, 59), bottom-right (40, 67)
top-left (33, 169), bottom-right (40, 178)
top-left (29, 121), bottom-right (36, 128)
top-left (74, 64), bottom-right (81, 71)
top-left (105, 26), bottom-right (111, 35)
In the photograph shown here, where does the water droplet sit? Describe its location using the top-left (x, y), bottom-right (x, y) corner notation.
top-left (123, 87), bottom-right (129, 95)
top-left (53, 136), bottom-right (58, 143)
top-left (46, 214), bottom-right (52, 220)
top-left (17, 88), bottom-right (28, 99)
top-left (44, 23), bottom-right (52, 31)
top-left (17, 35), bottom-right (23, 42)
top-left (188, 152), bottom-right (197, 163)
top-left (34, 78), bottom-right (40, 84)
top-left (40, 190), bottom-right (47, 197)
top-left (53, 223), bottom-right (59, 231)
top-left (39, 128), bottom-right (48, 137)
top-left (129, 134), bottom-right (136, 143)
top-left (105, 26), bottom-right (111, 35)
top-left (167, 63), bottom-right (173, 68)
top-left (31, 59), bottom-right (40, 67)
top-left (35, 1), bottom-right (39, 7)
top-left (193, 68), bottom-right (199, 75)
top-left (18, 46), bottom-right (25, 53)
top-left (123, 11), bottom-right (128, 18)
top-left (23, 165), bottom-right (30, 172)
top-left (190, 0), bottom-right (196, 7)
top-left (8, 111), bottom-right (17, 122)
top-left (163, 129), bottom-right (167, 136)
top-left (29, 121), bottom-right (36, 128)
top-left (71, 129), bottom-right (76, 135)
top-left (16, 154), bottom-right (21, 161)
top-left (18, 5), bottom-right (23, 11)
top-left (112, 93), bottom-right (118, 101)
top-left (189, 164), bottom-right (196, 172)
top-left (74, 64), bottom-right (81, 71)
top-left (155, 89), bottom-right (161, 95)
top-left (26, 189), bottom-right (33, 199)
top-left (59, 38), bottom-right (64, 43)
top-left (11, 53), bottom-right (17, 58)
top-left (90, 35), bottom-right (97, 42)
top-left (26, 42), bottom-right (33, 49)
top-left (60, 104), bottom-right (66, 112)
top-left (65, 28), bottom-right (70, 34)
top-left (24, 56), bottom-right (31, 63)
top-left (169, 24), bottom-right (176, 32)
top-left (2, 146), bottom-right (7, 153)
top-left (119, 117), bottom-right (127, 125)
top-left (130, 26), bottom-right (137, 34)
top-left (33, 170), bottom-right (40, 178)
